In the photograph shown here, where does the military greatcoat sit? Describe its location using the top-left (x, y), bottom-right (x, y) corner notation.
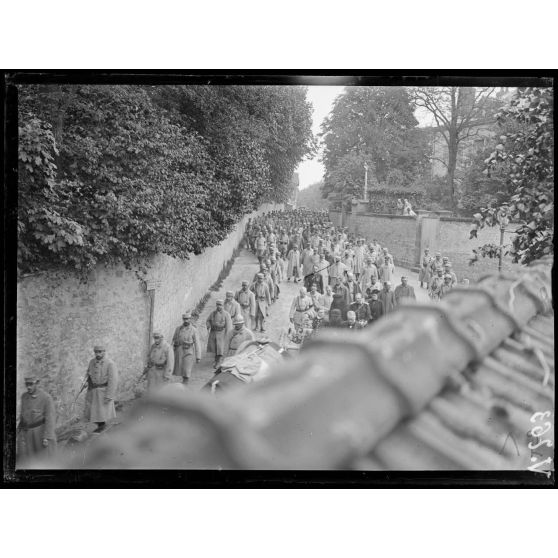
top-left (206, 309), bottom-right (232, 356)
top-left (84, 356), bottom-right (118, 423)
top-left (18, 388), bottom-right (57, 461)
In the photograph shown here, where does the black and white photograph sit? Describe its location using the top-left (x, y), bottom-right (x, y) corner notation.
top-left (2, 73), bottom-right (554, 484)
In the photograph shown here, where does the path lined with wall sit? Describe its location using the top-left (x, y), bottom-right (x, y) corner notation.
top-left (17, 203), bottom-right (282, 422)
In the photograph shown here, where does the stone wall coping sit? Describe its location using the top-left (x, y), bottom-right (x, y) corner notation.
top-left (356, 212), bottom-right (417, 220)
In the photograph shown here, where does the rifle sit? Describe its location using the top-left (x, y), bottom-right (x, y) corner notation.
top-left (136, 364), bottom-right (149, 384)
top-left (67, 373), bottom-right (89, 421)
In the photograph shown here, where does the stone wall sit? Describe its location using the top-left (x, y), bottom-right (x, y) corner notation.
top-left (17, 203), bottom-right (282, 423)
top-left (329, 210), bottom-right (342, 228)
top-left (350, 214), bottom-right (418, 268)
top-left (437, 218), bottom-right (521, 283)
top-left (332, 209), bottom-right (523, 283)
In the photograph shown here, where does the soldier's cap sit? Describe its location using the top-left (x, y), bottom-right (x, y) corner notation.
top-left (444, 263), bottom-right (452, 268)
top-left (444, 274), bottom-right (452, 280)
top-left (443, 256), bottom-right (449, 260)
top-left (257, 273), bottom-right (264, 278)
top-left (233, 316), bottom-right (245, 325)
top-left (401, 275), bottom-right (408, 280)
top-left (371, 289), bottom-right (380, 294)
top-left (436, 252), bottom-right (442, 256)
top-left (24, 375), bottom-right (38, 383)
top-left (225, 290), bottom-right (234, 296)
top-left (424, 248), bottom-right (430, 252)
top-left (153, 331), bottom-right (163, 338)
top-left (384, 281), bottom-right (391, 286)
top-left (93, 344), bottom-right (105, 351)
top-left (241, 280), bottom-right (249, 285)
top-left (182, 311), bottom-right (192, 319)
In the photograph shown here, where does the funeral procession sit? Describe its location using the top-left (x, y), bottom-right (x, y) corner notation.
top-left (11, 81), bottom-right (554, 475)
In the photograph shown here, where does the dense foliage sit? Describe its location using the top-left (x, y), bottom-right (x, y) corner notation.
top-left (470, 87), bottom-right (554, 265)
top-left (18, 85), bottom-right (315, 276)
top-left (320, 87), bottom-right (429, 200)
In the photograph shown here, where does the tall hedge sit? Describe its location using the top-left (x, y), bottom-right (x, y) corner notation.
top-left (18, 84), bottom-right (315, 277)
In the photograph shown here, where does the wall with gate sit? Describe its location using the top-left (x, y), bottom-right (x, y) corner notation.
top-left (17, 203), bottom-right (282, 423)
top-left (336, 210), bottom-right (522, 283)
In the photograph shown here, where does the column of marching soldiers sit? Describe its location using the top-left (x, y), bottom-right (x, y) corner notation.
top-left (17, 208), bottom-right (462, 465)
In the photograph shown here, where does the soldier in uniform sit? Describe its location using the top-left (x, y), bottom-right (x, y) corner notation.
top-left (307, 283), bottom-right (323, 310)
top-left (328, 255), bottom-right (347, 286)
top-left (368, 289), bottom-right (384, 323)
top-left (344, 272), bottom-right (362, 304)
top-left (379, 256), bottom-right (395, 284)
top-left (206, 300), bottom-right (233, 369)
top-left (332, 275), bottom-right (350, 308)
top-left (172, 311), bottom-right (201, 384)
top-left (321, 284), bottom-right (334, 318)
top-left (430, 252), bottom-right (444, 275)
top-left (349, 292), bottom-right (371, 325)
top-left (394, 276), bottom-right (416, 306)
top-left (17, 375), bottom-right (57, 463)
top-left (440, 274), bottom-right (454, 299)
top-left (235, 280), bottom-right (256, 330)
top-left (428, 268), bottom-right (445, 301)
top-left (224, 290), bottom-right (242, 321)
top-left (379, 281), bottom-right (397, 315)
top-left (251, 273), bottom-right (272, 332)
top-left (289, 287), bottom-right (313, 330)
top-left (84, 345), bottom-right (118, 433)
top-left (419, 248), bottom-right (433, 288)
top-left (304, 264), bottom-right (324, 294)
top-left (353, 238), bottom-right (366, 280)
top-left (286, 245), bottom-right (302, 282)
top-left (224, 316), bottom-right (255, 356)
top-left (443, 263), bottom-right (458, 287)
top-left (359, 257), bottom-right (379, 294)
top-left (255, 232), bottom-right (267, 264)
top-left (146, 332), bottom-right (174, 392)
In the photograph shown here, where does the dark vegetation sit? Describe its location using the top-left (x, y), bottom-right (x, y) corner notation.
top-left (18, 85), bottom-right (315, 278)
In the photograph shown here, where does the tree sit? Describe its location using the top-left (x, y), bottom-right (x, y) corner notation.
top-left (18, 85), bottom-right (315, 277)
top-left (411, 87), bottom-right (501, 205)
top-left (152, 85), bottom-right (315, 210)
top-left (470, 87), bottom-right (554, 266)
top-left (320, 86), bottom-right (427, 199)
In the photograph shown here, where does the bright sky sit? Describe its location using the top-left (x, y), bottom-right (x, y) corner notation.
top-left (296, 86), bottom-right (345, 190)
top-left (295, 86), bottom-right (439, 190)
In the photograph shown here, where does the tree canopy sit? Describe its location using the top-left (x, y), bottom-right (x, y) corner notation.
top-left (411, 86), bottom-right (504, 206)
top-left (469, 86), bottom-right (554, 265)
top-left (18, 85), bottom-right (315, 277)
top-left (320, 86), bottom-right (428, 200)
